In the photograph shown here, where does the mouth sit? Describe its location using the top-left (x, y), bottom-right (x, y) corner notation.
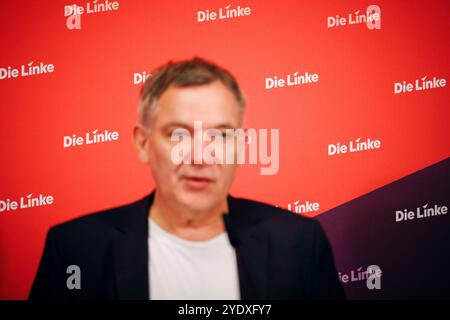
top-left (181, 176), bottom-right (214, 189)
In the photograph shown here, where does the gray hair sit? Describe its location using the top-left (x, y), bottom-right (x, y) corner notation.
top-left (137, 57), bottom-right (245, 129)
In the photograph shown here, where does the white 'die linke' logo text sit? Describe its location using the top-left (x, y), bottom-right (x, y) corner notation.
top-left (197, 4), bottom-right (251, 23)
top-left (328, 5), bottom-right (381, 29)
top-left (395, 203), bottom-right (448, 223)
top-left (265, 70), bottom-right (319, 90)
top-left (170, 121), bottom-right (279, 176)
top-left (0, 194), bottom-right (54, 213)
top-left (339, 265), bottom-right (382, 289)
top-left (65, 0), bottom-right (120, 30)
top-left (133, 71), bottom-right (151, 85)
top-left (0, 61), bottom-right (55, 80)
top-left (287, 200), bottom-right (320, 214)
top-left (64, 129), bottom-right (120, 148)
top-left (394, 76), bottom-right (447, 94)
top-left (328, 137), bottom-right (381, 156)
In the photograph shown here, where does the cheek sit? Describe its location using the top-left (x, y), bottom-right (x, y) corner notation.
top-left (149, 139), bottom-right (175, 173)
top-left (219, 165), bottom-right (237, 185)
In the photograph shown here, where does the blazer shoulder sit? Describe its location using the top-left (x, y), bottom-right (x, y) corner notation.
top-left (48, 195), bottom-right (147, 239)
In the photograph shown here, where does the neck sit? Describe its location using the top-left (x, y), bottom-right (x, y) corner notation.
top-left (149, 190), bottom-right (228, 241)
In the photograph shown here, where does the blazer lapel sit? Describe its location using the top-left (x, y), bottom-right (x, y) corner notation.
top-left (225, 195), bottom-right (270, 300)
top-left (111, 192), bottom-right (154, 300)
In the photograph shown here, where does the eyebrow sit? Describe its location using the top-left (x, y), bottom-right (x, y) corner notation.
top-left (162, 122), bottom-right (238, 131)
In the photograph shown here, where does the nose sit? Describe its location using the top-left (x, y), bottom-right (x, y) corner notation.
top-left (181, 132), bottom-right (221, 165)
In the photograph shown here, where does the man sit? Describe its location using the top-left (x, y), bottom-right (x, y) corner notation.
top-left (29, 57), bottom-right (345, 300)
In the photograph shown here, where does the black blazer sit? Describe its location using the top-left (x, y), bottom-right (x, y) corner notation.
top-left (29, 191), bottom-right (345, 300)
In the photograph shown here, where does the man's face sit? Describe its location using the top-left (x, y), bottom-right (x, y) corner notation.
top-left (144, 80), bottom-right (241, 213)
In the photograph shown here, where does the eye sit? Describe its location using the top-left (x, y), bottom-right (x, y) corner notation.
top-left (223, 131), bottom-right (236, 139)
top-left (207, 131), bottom-right (230, 139)
top-left (170, 129), bottom-right (189, 139)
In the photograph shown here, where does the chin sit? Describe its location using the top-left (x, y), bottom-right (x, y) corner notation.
top-left (176, 190), bottom-right (224, 213)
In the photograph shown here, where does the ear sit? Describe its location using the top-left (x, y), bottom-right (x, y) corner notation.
top-left (133, 123), bottom-right (150, 164)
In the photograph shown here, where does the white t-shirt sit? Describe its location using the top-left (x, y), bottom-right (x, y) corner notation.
top-left (148, 217), bottom-right (241, 300)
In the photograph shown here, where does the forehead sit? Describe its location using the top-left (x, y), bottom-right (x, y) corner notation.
top-left (153, 80), bottom-right (241, 128)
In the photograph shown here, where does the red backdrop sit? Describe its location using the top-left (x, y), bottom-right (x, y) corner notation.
top-left (0, 0), bottom-right (449, 299)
